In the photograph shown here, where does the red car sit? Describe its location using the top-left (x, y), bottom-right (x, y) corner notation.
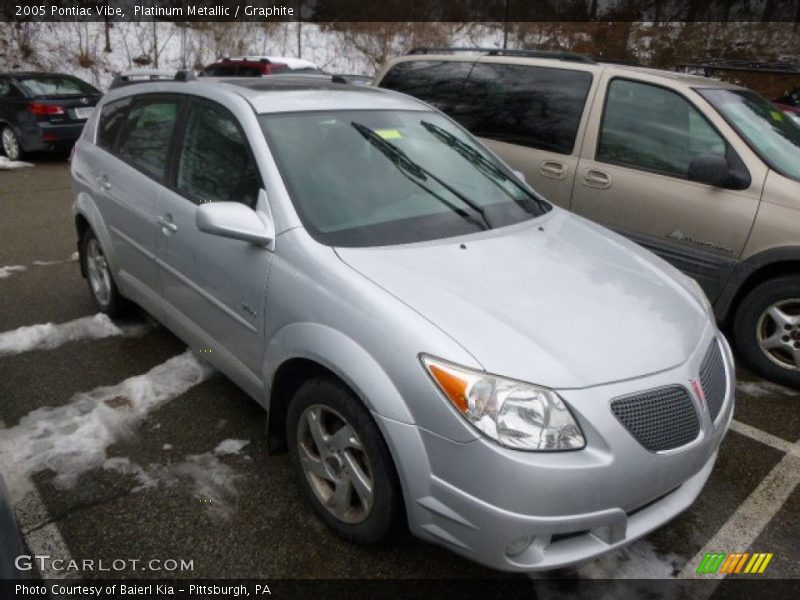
top-left (200, 56), bottom-right (322, 78)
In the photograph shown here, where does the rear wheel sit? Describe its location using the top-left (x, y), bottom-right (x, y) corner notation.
top-left (733, 276), bottom-right (800, 389)
top-left (287, 377), bottom-right (403, 544)
top-left (80, 230), bottom-right (126, 316)
top-left (1, 126), bottom-right (23, 161)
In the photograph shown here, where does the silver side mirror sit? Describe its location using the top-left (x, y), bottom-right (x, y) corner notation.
top-left (196, 193), bottom-right (274, 247)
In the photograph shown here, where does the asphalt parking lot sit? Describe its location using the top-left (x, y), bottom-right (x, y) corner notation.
top-left (1, 158), bottom-right (799, 586)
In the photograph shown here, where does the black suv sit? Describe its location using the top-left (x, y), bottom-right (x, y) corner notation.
top-left (0, 72), bottom-right (102, 160)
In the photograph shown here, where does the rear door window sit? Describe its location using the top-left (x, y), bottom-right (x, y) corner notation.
top-left (116, 97), bottom-right (180, 180)
top-left (96, 97), bottom-right (132, 151)
top-left (458, 63), bottom-right (593, 155)
top-left (176, 101), bottom-right (261, 208)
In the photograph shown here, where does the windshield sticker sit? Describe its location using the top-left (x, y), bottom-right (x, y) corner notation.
top-left (376, 129), bottom-right (402, 140)
top-left (770, 110), bottom-right (785, 121)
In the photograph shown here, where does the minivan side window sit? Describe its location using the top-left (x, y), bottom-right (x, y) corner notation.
top-left (116, 98), bottom-right (179, 180)
top-left (379, 60), bottom-right (474, 112)
top-left (176, 101), bottom-right (261, 207)
top-left (597, 79), bottom-right (727, 178)
top-left (96, 97), bottom-right (132, 151)
top-left (457, 63), bottom-right (593, 155)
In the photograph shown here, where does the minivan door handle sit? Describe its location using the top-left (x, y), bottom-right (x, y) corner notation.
top-left (582, 169), bottom-right (612, 189)
top-left (157, 215), bottom-right (178, 235)
top-left (540, 160), bottom-right (567, 179)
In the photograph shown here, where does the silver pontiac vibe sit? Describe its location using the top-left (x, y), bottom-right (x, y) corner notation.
top-left (70, 75), bottom-right (733, 572)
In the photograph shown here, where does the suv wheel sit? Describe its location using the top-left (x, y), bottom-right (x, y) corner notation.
top-left (1, 126), bottom-right (23, 161)
top-left (287, 377), bottom-right (402, 543)
top-left (733, 276), bottom-right (800, 388)
top-left (81, 230), bottom-right (126, 316)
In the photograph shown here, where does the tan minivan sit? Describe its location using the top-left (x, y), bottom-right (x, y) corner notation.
top-left (376, 48), bottom-right (800, 388)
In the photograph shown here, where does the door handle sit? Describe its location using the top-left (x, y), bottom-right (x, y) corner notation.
top-left (582, 169), bottom-right (612, 189)
top-left (540, 160), bottom-right (567, 179)
top-left (157, 215), bottom-right (178, 234)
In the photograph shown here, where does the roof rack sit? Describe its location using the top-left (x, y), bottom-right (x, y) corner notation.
top-left (407, 47), bottom-right (595, 64)
top-left (676, 59), bottom-right (800, 76)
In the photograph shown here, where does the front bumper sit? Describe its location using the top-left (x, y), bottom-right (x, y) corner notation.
top-left (378, 332), bottom-right (735, 572)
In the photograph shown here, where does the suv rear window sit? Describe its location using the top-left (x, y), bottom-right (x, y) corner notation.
top-left (116, 99), bottom-right (180, 180)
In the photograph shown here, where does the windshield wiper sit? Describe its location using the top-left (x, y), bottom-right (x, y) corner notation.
top-left (351, 121), bottom-right (492, 230)
top-left (420, 120), bottom-right (549, 213)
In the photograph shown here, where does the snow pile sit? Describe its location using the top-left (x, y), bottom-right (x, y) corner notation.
top-left (104, 439), bottom-right (250, 520)
top-left (0, 157), bottom-right (34, 170)
top-left (572, 541), bottom-right (682, 579)
top-left (0, 313), bottom-right (123, 356)
top-left (736, 380), bottom-right (798, 398)
top-left (0, 350), bottom-right (213, 502)
top-left (32, 252), bottom-right (80, 266)
top-left (0, 265), bottom-right (27, 279)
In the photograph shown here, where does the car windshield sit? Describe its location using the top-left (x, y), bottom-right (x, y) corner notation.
top-left (699, 88), bottom-right (800, 182)
top-left (15, 75), bottom-right (99, 97)
top-left (259, 110), bottom-right (550, 247)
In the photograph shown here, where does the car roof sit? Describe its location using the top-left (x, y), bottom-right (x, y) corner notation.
top-left (228, 56), bottom-right (319, 69)
top-left (116, 69), bottom-right (175, 78)
top-left (101, 75), bottom-right (431, 114)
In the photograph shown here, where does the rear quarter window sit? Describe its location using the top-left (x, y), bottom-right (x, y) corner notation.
top-left (379, 60), bottom-right (474, 112)
top-left (96, 97), bottom-right (132, 151)
top-left (459, 63), bottom-right (593, 155)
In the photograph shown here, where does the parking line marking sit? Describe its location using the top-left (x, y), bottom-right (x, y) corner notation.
top-left (729, 420), bottom-right (800, 457)
top-left (677, 437), bottom-right (800, 579)
top-left (15, 484), bottom-right (76, 580)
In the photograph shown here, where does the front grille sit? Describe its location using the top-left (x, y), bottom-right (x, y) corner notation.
top-left (611, 386), bottom-right (700, 452)
top-left (699, 339), bottom-right (727, 423)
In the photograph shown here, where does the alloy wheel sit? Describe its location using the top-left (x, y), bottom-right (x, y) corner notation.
top-left (296, 404), bottom-right (374, 524)
top-left (86, 238), bottom-right (112, 307)
top-left (756, 299), bottom-right (800, 371)
top-left (2, 128), bottom-right (20, 161)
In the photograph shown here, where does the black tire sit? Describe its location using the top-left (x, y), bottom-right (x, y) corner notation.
top-left (1, 125), bottom-right (23, 161)
top-left (287, 377), bottom-right (403, 544)
top-left (80, 229), bottom-right (127, 317)
top-left (733, 276), bottom-right (800, 389)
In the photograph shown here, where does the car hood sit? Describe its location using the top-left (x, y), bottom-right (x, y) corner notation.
top-left (335, 210), bottom-right (708, 389)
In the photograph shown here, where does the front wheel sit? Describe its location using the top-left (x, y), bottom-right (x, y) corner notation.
top-left (733, 276), bottom-right (800, 389)
top-left (1, 126), bottom-right (23, 161)
top-left (287, 377), bottom-right (403, 544)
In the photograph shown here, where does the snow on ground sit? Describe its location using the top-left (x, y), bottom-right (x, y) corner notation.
top-left (0, 157), bottom-right (34, 170)
top-left (32, 252), bottom-right (80, 266)
top-left (0, 265), bottom-right (27, 279)
top-left (736, 380), bottom-right (798, 397)
top-left (0, 350), bottom-right (213, 502)
top-left (104, 439), bottom-right (250, 520)
top-left (0, 313), bottom-right (123, 356)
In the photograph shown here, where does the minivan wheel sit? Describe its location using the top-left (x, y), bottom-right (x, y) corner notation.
top-left (733, 276), bottom-right (800, 389)
top-left (287, 377), bottom-right (402, 543)
top-left (1, 126), bottom-right (22, 161)
top-left (80, 230), bottom-right (126, 316)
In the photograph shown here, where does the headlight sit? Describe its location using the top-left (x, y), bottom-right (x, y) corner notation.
top-left (686, 276), bottom-right (714, 319)
top-left (420, 355), bottom-right (585, 451)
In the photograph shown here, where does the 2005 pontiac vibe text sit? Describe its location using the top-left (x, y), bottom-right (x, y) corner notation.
top-left (70, 74), bottom-right (734, 571)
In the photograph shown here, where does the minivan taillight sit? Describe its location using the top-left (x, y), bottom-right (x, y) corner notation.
top-left (28, 102), bottom-right (65, 116)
